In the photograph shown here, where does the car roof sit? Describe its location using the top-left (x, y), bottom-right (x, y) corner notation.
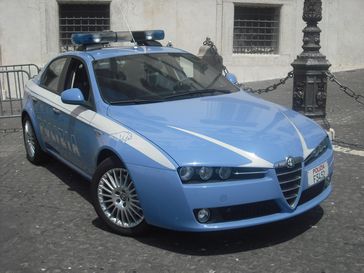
top-left (61, 46), bottom-right (189, 61)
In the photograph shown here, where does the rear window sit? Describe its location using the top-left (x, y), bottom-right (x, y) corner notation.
top-left (40, 57), bottom-right (67, 94)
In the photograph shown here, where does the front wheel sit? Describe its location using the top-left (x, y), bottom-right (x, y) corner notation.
top-left (91, 157), bottom-right (148, 236)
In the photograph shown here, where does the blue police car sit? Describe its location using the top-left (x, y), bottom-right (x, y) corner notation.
top-left (22, 30), bottom-right (333, 235)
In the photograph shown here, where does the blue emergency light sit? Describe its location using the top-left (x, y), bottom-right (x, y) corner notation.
top-left (71, 30), bottom-right (165, 46)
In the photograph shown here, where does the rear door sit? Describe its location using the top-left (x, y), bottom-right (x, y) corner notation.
top-left (33, 56), bottom-right (99, 176)
top-left (34, 56), bottom-right (69, 155)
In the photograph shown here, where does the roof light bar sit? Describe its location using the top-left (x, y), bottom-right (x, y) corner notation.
top-left (71, 30), bottom-right (165, 46)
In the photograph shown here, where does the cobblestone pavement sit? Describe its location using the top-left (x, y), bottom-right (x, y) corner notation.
top-left (0, 70), bottom-right (363, 273)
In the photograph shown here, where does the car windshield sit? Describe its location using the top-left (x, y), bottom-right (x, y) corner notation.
top-left (93, 52), bottom-right (239, 104)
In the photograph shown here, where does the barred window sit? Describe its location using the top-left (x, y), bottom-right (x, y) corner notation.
top-left (233, 6), bottom-right (280, 54)
top-left (59, 4), bottom-right (110, 51)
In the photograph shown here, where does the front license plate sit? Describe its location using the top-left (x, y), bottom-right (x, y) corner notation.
top-left (308, 162), bottom-right (329, 187)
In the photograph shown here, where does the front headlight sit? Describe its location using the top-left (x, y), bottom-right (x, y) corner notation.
top-left (198, 167), bottom-right (214, 181)
top-left (178, 166), bottom-right (267, 184)
top-left (218, 167), bottom-right (232, 180)
top-left (304, 136), bottom-right (332, 166)
top-left (179, 166), bottom-right (195, 182)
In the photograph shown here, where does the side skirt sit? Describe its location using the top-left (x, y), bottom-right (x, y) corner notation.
top-left (46, 149), bottom-right (93, 181)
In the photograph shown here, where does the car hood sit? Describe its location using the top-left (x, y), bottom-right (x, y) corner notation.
top-left (107, 91), bottom-right (326, 168)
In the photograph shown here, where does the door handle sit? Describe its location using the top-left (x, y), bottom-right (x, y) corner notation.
top-left (94, 129), bottom-right (103, 136)
top-left (31, 97), bottom-right (38, 103)
top-left (52, 107), bottom-right (61, 114)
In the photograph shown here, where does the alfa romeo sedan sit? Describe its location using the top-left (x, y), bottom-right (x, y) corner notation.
top-left (22, 30), bottom-right (334, 235)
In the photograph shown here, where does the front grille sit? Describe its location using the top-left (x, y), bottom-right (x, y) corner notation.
top-left (194, 200), bottom-right (281, 223)
top-left (275, 162), bottom-right (302, 207)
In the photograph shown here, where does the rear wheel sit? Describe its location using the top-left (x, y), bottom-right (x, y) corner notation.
top-left (91, 157), bottom-right (148, 236)
top-left (22, 117), bottom-right (47, 165)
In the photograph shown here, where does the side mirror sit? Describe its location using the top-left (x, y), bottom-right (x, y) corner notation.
top-left (61, 88), bottom-right (86, 105)
top-left (225, 73), bottom-right (238, 85)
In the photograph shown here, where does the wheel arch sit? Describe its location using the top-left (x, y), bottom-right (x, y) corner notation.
top-left (21, 110), bottom-right (36, 125)
top-left (96, 147), bottom-right (126, 167)
top-left (21, 110), bottom-right (29, 123)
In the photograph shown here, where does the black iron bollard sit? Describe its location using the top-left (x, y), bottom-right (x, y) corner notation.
top-left (291, 0), bottom-right (331, 128)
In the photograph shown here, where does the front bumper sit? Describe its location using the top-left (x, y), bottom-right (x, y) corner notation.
top-left (127, 150), bottom-right (334, 232)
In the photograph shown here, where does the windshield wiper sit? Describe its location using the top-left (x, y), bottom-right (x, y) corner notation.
top-left (109, 98), bottom-right (164, 105)
top-left (109, 89), bottom-right (231, 104)
top-left (164, 89), bottom-right (231, 100)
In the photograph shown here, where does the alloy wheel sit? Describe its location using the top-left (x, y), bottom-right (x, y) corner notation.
top-left (97, 168), bottom-right (144, 228)
top-left (24, 120), bottom-right (36, 158)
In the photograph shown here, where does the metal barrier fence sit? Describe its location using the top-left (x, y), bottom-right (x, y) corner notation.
top-left (0, 64), bottom-right (40, 118)
top-left (0, 64), bottom-right (40, 78)
top-left (0, 70), bottom-right (31, 118)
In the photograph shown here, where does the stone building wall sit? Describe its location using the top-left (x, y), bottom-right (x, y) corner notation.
top-left (0, 0), bottom-right (363, 82)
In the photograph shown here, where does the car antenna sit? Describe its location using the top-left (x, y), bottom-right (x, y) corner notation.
top-left (120, 5), bottom-right (137, 47)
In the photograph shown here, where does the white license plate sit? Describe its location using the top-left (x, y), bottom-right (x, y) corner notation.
top-left (308, 162), bottom-right (329, 187)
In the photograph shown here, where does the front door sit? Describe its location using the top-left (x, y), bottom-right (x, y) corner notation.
top-left (56, 57), bottom-right (98, 175)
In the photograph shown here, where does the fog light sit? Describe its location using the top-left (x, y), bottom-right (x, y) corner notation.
top-left (197, 208), bottom-right (210, 223)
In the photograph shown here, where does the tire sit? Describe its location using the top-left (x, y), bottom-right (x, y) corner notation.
top-left (91, 157), bottom-right (149, 236)
top-left (22, 117), bottom-right (47, 165)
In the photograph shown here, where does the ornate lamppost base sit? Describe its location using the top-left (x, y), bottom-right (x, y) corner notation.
top-left (292, 0), bottom-right (331, 125)
top-left (292, 57), bottom-right (331, 119)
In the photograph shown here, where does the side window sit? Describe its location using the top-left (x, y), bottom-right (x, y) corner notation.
top-left (179, 57), bottom-right (194, 78)
top-left (64, 58), bottom-right (93, 107)
top-left (40, 58), bottom-right (67, 93)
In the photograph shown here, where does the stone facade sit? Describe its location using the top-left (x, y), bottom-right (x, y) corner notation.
top-left (0, 0), bottom-right (363, 82)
